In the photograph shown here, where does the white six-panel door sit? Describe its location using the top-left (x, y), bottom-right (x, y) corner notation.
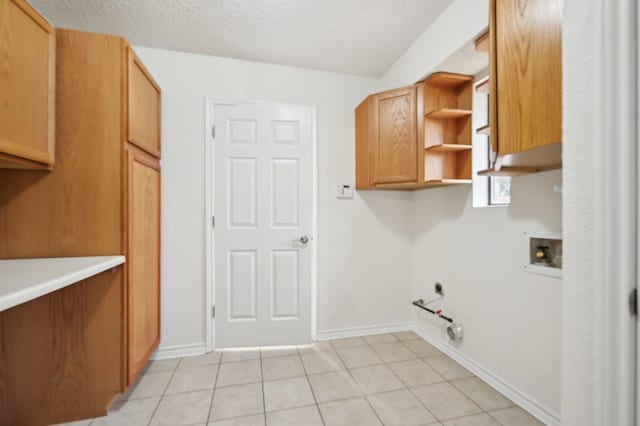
top-left (214, 103), bottom-right (313, 347)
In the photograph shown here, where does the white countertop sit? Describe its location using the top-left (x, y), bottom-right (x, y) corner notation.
top-left (0, 256), bottom-right (125, 312)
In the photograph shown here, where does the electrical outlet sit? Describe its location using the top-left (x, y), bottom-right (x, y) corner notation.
top-left (435, 282), bottom-right (443, 295)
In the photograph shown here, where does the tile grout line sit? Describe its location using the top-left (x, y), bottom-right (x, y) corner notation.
top-left (259, 349), bottom-right (267, 426)
top-left (145, 357), bottom-right (183, 426)
top-left (205, 350), bottom-right (224, 424)
top-left (366, 337), bottom-right (442, 424)
top-left (330, 338), bottom-right (386, 426)
top-left (298, 344), bottom-right (327, 426)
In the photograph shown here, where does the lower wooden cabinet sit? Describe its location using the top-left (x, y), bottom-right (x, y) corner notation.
top-left (126, 144), bottom-right (161, 383)
top-left (0, 268), bottom-right (123, 425)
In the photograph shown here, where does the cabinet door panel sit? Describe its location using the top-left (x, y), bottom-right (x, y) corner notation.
top-left (128, 48), bottom-right (161, 157)
top-left (373, 87), bottom-right (417, 184)
top-left (126, 145), bottom-right (161, 384)
top-left (495, 0), bottom-right (562, 155)
top-left (0, 0), bottom-right (55, 167)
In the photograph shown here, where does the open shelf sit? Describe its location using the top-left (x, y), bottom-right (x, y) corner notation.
top-left (425, 72), bottom-right (474, 93)
top-left (425, 144), bottom-right (472, 153)
top-left (478, 166), bottom-right (541, 177)
top-left (425, 178), bottom-right (472, 185)
top-left (425, 108), bottom-right (472, 119)
top-left (476, 79), bottom-right (490, 94)
top-left (476, 124), bottom-right (491, 136)
top-left (422, 72), bottom-right (474, 186)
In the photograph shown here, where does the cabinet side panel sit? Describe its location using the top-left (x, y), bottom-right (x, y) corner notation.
top-left (0, 268), bottom-right (123, 425)
top-left (489, 0), bottom-right (499, 164)
top-left (355, 99), bottom-right (371, 189)
top-left (496, 0), bottom-right (562, 154)
top-left (0, 29), bottom-right (123, 257)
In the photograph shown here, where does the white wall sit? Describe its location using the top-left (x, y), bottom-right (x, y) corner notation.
top-left (138, 0), bottom-right (565, 420)
top-left (379, 0), bottom-right (563, 420)
top-left (381, 0), bottom-right (489, 88)
top-left (134, 46), bottom-right (413, 352)
top-left (410, 174), bottom-right (562, 418)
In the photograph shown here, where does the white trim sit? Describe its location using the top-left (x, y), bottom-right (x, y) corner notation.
top-left (204, 98), bottom-right (319, 350)
top-left (317, 322), bottom-right (413, 341)
top-left (600, 0), bottom-right (638, 424)
top-left (151, 343), bottom-right (206, 360)
top-left (413, 323), bottom-right (560, 426)
top-left (310, 108), bottom-right (319, 341)
top-left (204, 98), bottom-right (214, 353)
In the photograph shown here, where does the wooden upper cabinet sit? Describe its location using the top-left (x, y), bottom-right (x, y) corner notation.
top-left (355, 73), bottom-right (473, 190)
top-left (0, 0), bottom-right (55, 169)
top-left (126, 144), bottom-right (161, 384)
top-left (486, 0), bottom-right (562, 173)
top-left (127, 48), bottom-right (161, 158)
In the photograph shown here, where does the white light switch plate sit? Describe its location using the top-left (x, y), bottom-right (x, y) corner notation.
top-left (336, 184), bottom-right (353, 199)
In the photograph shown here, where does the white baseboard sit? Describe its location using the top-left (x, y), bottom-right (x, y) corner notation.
top-left (151, 342), bottom-right (206, 360)
top-left (413, 323), bottom-right (560, 426)
top-left (317, 322), bottom-right (412, 341)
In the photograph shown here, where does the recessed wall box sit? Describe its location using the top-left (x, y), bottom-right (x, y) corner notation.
top-left (523, 232), bottom-right (562, 278)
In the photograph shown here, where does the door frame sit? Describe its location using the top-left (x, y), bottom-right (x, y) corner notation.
top-left (594, 0), bottom-right (638, 423)
top-left (204, 98), bottom-right (319, 352)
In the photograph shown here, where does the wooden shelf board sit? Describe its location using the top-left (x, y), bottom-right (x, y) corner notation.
top-left (425, 144), bottom-right (472, 153)
top-left (476, 79), bottom-right (490, 94)
top-left (476, 124), bottom-right (491, 136)
top-left (475, 30), bottom-right (489, 52)
top-left (477, 166), bottom-right (555, 177)
top-left (425, 108), bottom-right (472, 119)
top-left (424, 179), bottom-right (472, 186)
top-left (425, 72), bottom-right (474, 92)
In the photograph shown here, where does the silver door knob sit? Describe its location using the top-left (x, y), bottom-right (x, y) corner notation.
top-left (299, 236), bottom-right (309, 244)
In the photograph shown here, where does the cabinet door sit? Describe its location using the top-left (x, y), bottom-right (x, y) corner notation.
top-left (494, 0), bottom-right (562, 156)
top-left (127, 48), bottom-right (161, 158)
top-left (372, 87), bottom-right (417, 184)
top-left (126, 144), bottom-right (161, 384)
top-left (0, 0), bottom-right (55, 169)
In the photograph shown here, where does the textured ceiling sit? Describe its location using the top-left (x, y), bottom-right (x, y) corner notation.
top-left (32, 0), bottom-right (452, 76)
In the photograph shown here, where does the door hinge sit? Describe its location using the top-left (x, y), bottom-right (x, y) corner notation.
top-left (629, 289), bottom-right (637, 316)
top-left (212, 305), bottom-right (216, 318)
top-left (212, 125), bottom-right (216, 139)
top-left (212, 216), bottom-right (215, 228)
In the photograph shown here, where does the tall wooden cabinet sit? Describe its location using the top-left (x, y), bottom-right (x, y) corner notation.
top-left (355, 72), bottom-right (473, 190)
top-left (0, 28), bottom-right (161, 422)
top-left (480, 0), bottom-right (562, 176)
top-left (0, 0), bottom-right (55, 170)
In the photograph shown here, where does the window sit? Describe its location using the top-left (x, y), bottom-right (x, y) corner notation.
top-left (487, 132), bottom-right (511, 205)
top-left (472, 73), bottom-right (511, 207)
top-left (489, 175), bottom-right (512, 205)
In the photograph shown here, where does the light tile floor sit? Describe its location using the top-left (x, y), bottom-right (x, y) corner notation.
top-left (60, 331), bottom-right (544, 426)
